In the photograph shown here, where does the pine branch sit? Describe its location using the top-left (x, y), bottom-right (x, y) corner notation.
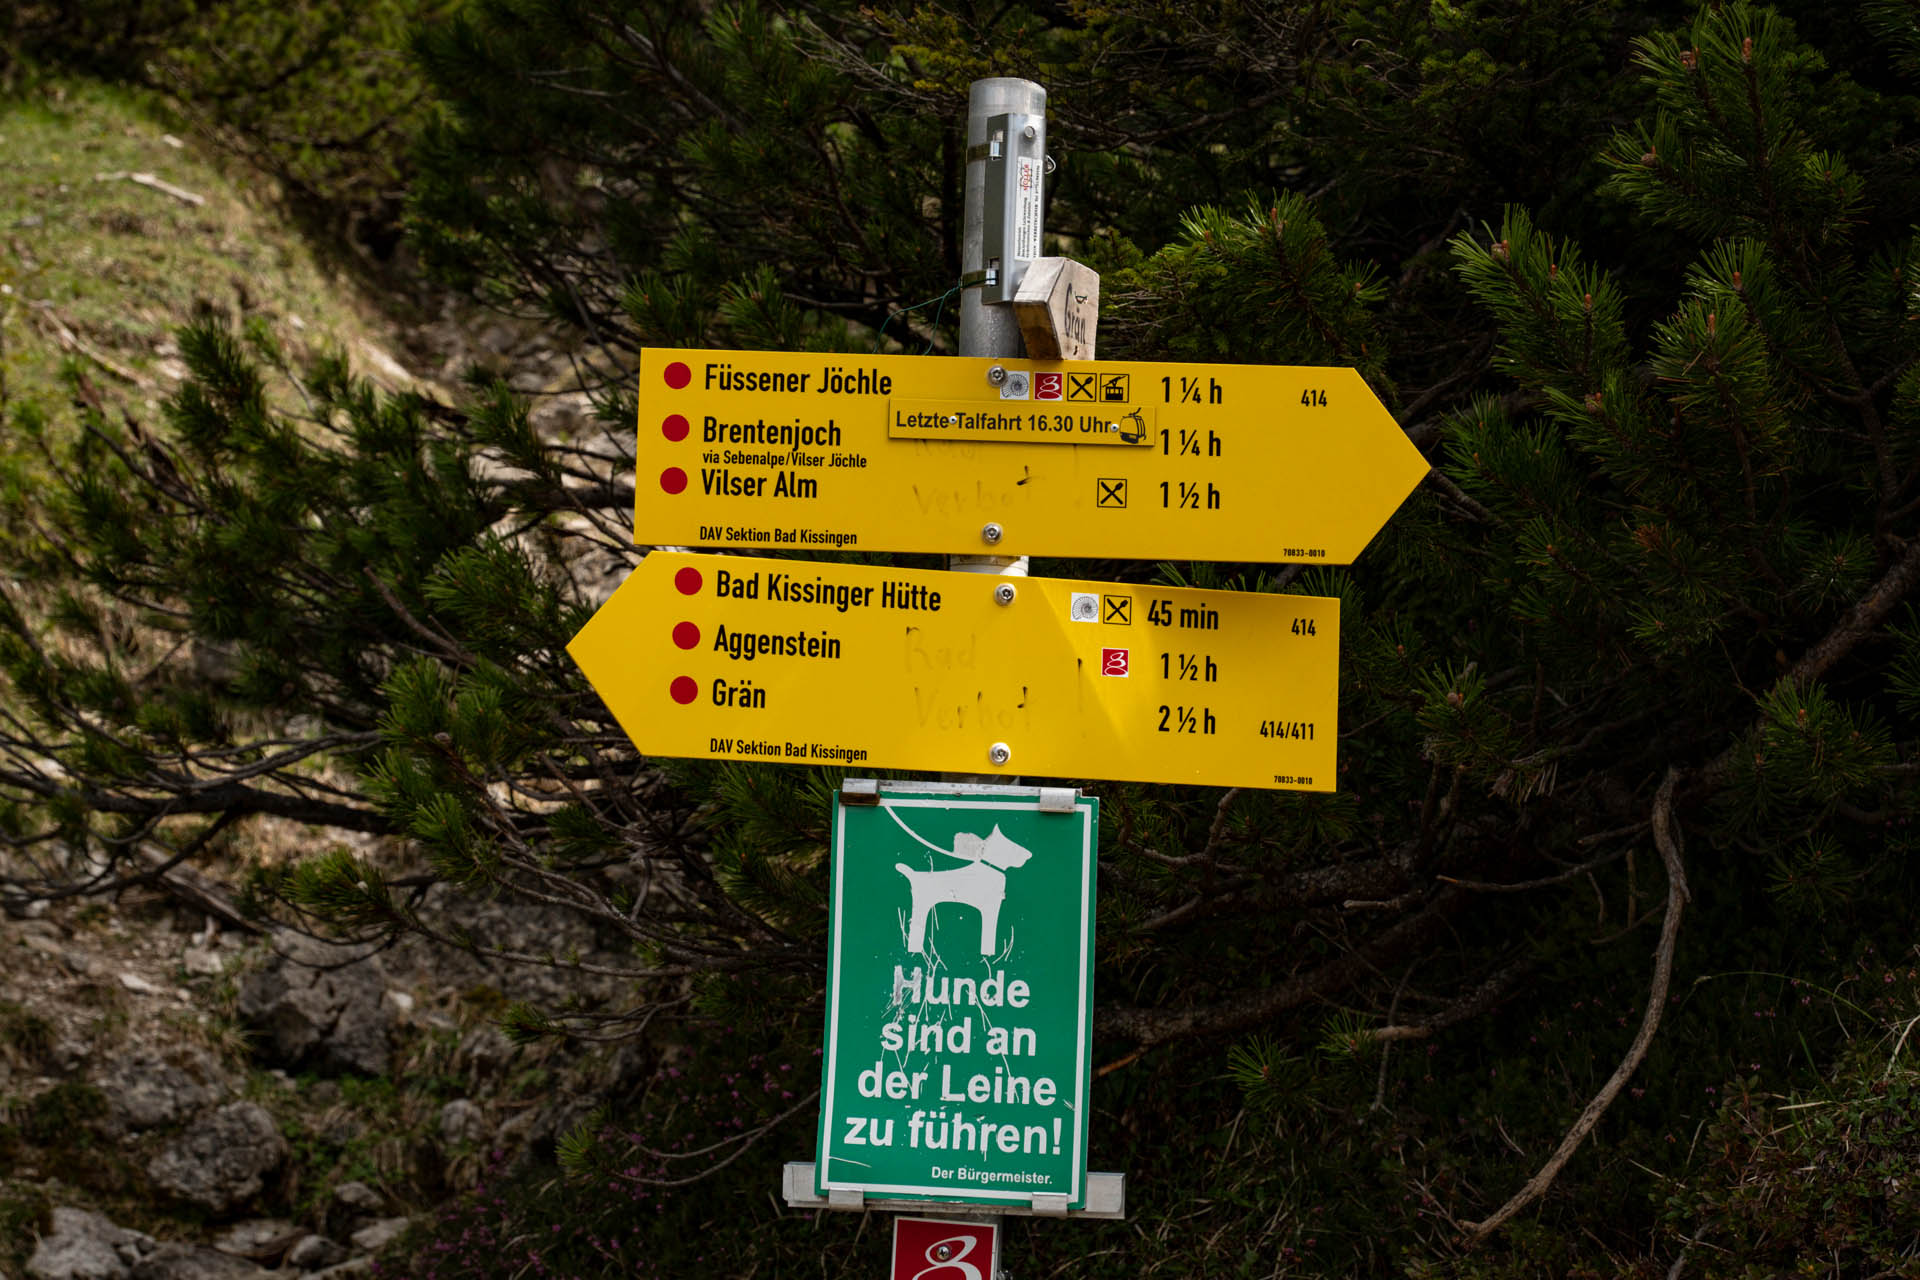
top-left (0, 769), bottom-right (391, 833)
top-left (1696, 534), bottom-right (1920, 792)
top-left (1095, 888), bottom-right (1463, 1046)
top-left (1361, 957), bottom-right (1534, 1041)
top-left (1463, 767), bottom-right (1689, 1245)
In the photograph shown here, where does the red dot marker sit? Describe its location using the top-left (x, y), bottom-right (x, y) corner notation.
top-left (660, 467), bottom-right (687, 494)
top-left (675, 567), bottom-right (702, 595)
top-left (662, 414), bottom-right (690, 441)
top-left (672, 621), bottom-right (700, 649)
top-left (669, 676), bottom-right (698, 705)
top-left (663, 361), bottom-right (691, 389)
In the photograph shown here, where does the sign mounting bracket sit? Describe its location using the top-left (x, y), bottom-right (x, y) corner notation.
top-left (1037, 787), bottom-right (1078, 813)
top-left (979, 111), bottom-right (1046, 303)
top-left (839, 778), bottom-right (881, 806)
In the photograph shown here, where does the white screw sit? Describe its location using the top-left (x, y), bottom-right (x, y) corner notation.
top-left (993, 583), bottom-right (1016, 605)
top-left (988, 743), bottom-right (1012, 766)
top-left (981, 522), bottom-right (1004, 545)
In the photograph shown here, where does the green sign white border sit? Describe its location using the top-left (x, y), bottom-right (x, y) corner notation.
top-left (815, 782), bottom-right (1098, 1209)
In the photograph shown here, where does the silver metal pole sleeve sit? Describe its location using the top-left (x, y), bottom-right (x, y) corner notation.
top-left (957, 77), bottom-right (1045, 581)
top-left (960, 77), bottom-right (1047, 362)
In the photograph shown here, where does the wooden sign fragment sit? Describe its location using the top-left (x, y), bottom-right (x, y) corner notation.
top-left (1014, 257), bottom-right (1099, 361)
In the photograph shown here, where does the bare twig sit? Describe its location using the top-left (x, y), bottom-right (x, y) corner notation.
top-left (1783, 536), bottom-right (1920, 688)
top-left (607, 1088), bottom-right (820, 1188)
top-left (1097, 888), bottom-right (1464, 1045)
top-left (1364, 957), bottom-right (1533, 1042)
top-left (1463, 767), bottom-right (1690, 1245)
top-left (1425, 466), bottom-right (1499, 524)
top-left (27, 301), bottom-right (156, 389)
top-left (1438, 843), bottom-right (1630, 893)
top-left (94, 170), bottom-right (207, 206)
top-left (1371, 969), bottom-right (1411, 1113)
top-left (134, 825), bottom-right (262, 934)
top-left (1344, 889), bottom-right (1425, 912)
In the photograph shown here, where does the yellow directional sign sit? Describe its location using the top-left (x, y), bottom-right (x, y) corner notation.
top-left (636, 349), bottom-right (1427, 564)
top-left (569, 552), bottom-right (1339, 791)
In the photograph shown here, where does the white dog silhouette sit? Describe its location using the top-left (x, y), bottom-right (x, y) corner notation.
top-left (895, 825), bottom-right (1034, 956)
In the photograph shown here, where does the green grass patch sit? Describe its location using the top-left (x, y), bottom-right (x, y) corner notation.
top-left (0, 1187), bottom-right (52, 1274)
top-left (0, 75), bottom-right (421, 442)
top-left (0, 1000), bottom-right (55, 1063)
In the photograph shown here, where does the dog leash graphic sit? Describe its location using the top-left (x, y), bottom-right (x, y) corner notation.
top-left (879, 802), bottom-right (951, 857)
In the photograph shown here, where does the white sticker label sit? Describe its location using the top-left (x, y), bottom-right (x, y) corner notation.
top-left (1069, 592), bottom-right (1099, 622)
top-left (1014, 156), bottom-right (1043, 262)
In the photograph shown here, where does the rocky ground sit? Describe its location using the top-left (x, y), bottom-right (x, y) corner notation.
top-left (3, 80), bottom-right (642, 1278)
top-left (2, 853), bottom-right (648, 1278)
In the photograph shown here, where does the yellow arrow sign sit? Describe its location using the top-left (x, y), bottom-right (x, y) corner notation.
top-left (569, 552), bottom-right (1339, 791)
top-left (635, 348), bottom-right (1426, 564)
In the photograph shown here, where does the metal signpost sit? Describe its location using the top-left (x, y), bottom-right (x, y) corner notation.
top-left (955, 76), bottom-right (1046, 585)
top-left (565, 73), bottom-right (1429, 1280)
top-left (567, 550), bottom-right (1339, 790)
top-left (813, 784), bottom-right (1097, 1210)
top-left (636, 348), bottom-right (1425, 565)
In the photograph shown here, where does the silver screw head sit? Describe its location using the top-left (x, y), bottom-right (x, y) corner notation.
top-left (993, 583), bottom-right (1017, 605)
top-left (934, 1244), bottom-right (954, 1261)
top-left (986, 365), bottom-right (1008, 386)
top-left (988, 742), bottom-right (1012, 766)
top-left (1022, 124), bottom-right (1037, 140)
top-left (981, 522), bottom-right (1004, 545)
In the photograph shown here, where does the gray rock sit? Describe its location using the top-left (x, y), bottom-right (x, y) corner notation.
top-left (236, 937), bottom-right (390, 1075)
top-left (332, 1180), bottom-right (384, 1214)
top-left (494, 1104), bottom-right (540, 1152)
top-left (116, 972), bottom-right (165, 997)
top-left (25, 1207), bottom-right (154, 1280)
top-left (146, 1101), bottom-right (288, 1212)
top-left (53, 1035), bottom-right (91, 1072)
top-left (128, 1246), bottom-right (268, 1280)
top-left (345, 1218), bottom-right (409, 1255)
top-left (322, 1182), bottom-right (384, 1239)
top-left (207, 1221), bottom-right (298, 1263)
top-left (21, 933), bottom-right (97, 977)
top-left (438, 1098), bottom-right (488, 1146)
top-left (307, 1262), bottom-right (374, 1280)
top-left (457, 1026), bottom-right (515, 1078)
top-left (97, 1050), bottom-right (228, 1131)
top-left (181, 945), bottom-right (224, 977)
top-left (283, 1236), bottom-right (348, 1272)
